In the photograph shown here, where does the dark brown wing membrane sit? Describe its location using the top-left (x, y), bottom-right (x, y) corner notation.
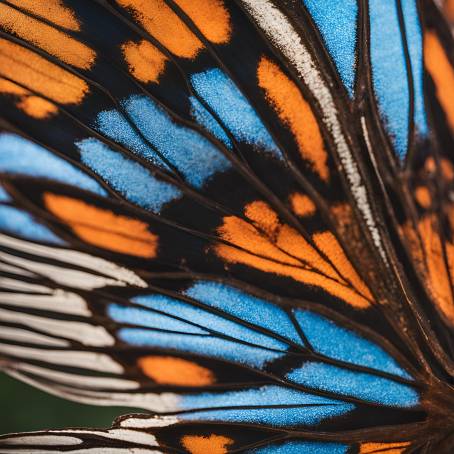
top-left (0, 0), bottom-right (454, 451)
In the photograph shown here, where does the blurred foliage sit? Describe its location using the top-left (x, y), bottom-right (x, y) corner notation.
top-left (0, 373), bottom-right (142, 434)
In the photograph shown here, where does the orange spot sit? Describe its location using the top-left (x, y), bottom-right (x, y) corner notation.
top-left (216, 202), bottom-right (370, 308)
top-left (313, 231), bottom-right (373, 300)
top-left (415, 186), bottom-right (431, 209)
top-left (425, 156), bottom-right (438, 174)
top-left (424, 157), bottom-right (454, 181)
top-left (181, 434), bottom-right (233, 454)
top-left (0, 3), bottom-right (95, 69)
top-left (0, 78), bottom-right (57, 119)
top-left (116, 0), bottom-right (203, 58)
top-left (440, 158), bottom-right (454, 181)
top-left (0, 39), bottom-right (88, 105)
top-left (359, 442), bottom-right (410, 454)
top-left (290, 193), bottom-right (316, 217)
top-left (174, 0), bottom-right (231, 44)
top-left (16, 95), bottom-right (57, 119)
top-left (244, 200), bottom-right (280, 237)
top-left (257, 57), bottom-right (329, 180)
top-left (0, 77), bottom-right (57, 118)
top-left (424, 30), bottom-right (454, 130)
top-left (122, 39), bottom-right (168, 83)
top-left (6, 0), bottom-right (81, 31)
top-left (44, 193), bottom-right (158, 258)
top-left (418, 216), bottom-right (454, 324)
top-left (138, 356), bottom-right (215, 386)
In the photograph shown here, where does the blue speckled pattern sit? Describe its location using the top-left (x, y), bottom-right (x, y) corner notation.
top-left (191, 68), bottom-right (282, 158)
top-left (108, 304), bottom-right (208, 335)
top-left (294, 309), bottom-right (411, 378)
top-left (0, 205), bottom-right (65, 245)
top-left (0, 133), bottom-right (106, 196)
top-left (122, 95), bottom-right (231, 187)
top-left (130, 293), bottom-right (290, 351)
top-left (180, 385), bottom-right (354, 426)
top-left (184, 281), bottom-right (301, 344)
top-left (77, 138), bottom-right (181, 212)
top-left (118, 328), bottom-right (283, 367)
top-left (287, 361), bottom-right (419, 407)
top-left (302, 0), bottom-right (358, 96)
top-left (369, 0), bottom-right (427, 158)
top-left (95, 109), bottom-right (169, 169)
top-left (190, 96), bottom-right (233, 148)
top-left (248, 441), bottom-right (348, 454)
top-left (401, 0), bottom-right (428, 138)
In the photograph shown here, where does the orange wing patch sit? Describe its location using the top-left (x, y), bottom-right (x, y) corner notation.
top-left (138, 356), bottom-right (215, 386)
top-left (116, 0), bottom-right (203, 59)
top-left (403, 210), bottom-right (454, 325)
top-left (0, 39), bottom-right (88, 107)
top-left (290, 193), bottom-right (316, 217)
top-left (0, 78), bottom-right (58, 119)
top-left (16, 96), bottom-right (58, 119)
top-left (424, 30), bottom-right (454, 131)
top-left (173, 0), bottom-right (231, 44)
top-left (181, 434), bottom-right (233, 454)
top-left (215, 200), bottom-right (371, 308)
top-left (313, 231), bottom-right (373, 300)
top-left (359, 442), bottom-right (410, 453)
top-left (122, 40), bottom-right (168, 83)
top-left (244, 200), bottom-right (280, 237)
top-left (44, 193), bottom-right (158, 258)
top-left (257, 57), bottom-right (329, 181)
top-left (419, 215), bottom-right (454, 324)
top-left (6, 0), bottom-right (81, 31)
top-left (415, 186), bottom-right (431, 209)
top-left (0, 3), bottom-right (95, 69)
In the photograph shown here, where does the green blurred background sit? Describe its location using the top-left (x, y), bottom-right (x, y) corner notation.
top-left (0, 373), bottom-right (139, 434)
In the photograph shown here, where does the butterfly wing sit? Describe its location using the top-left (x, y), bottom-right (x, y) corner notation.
top-left (0, 0), bottom-right (453, 452)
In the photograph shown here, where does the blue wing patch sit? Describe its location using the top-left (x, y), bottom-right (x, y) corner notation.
top-left (77, 138), bottom-right (182, 212)
top-left (180, 385), bottom-right (354, 426)
top-left (184, 281), bottom-right (301, 344)
top-left (0, 205), bottom-right (65, 245)
top-left (302, 0), bottom-right (358, 96)
top-left (287, 361), bottom-right (418, 407)
top-left (248, 441), bottom-right (349, 454)
top-left (294, 309), bottom-right (412, 378)
top-left (95, 108), bottom-right (170, 169)
top-left (401, 0), bottom-right (428, 139)
top-left (369, 0), bottom-right (427, 158)
top-left (190, 96), bottom-right (233, 148)
top-left (123, 95), bottom-right (231, 187)
top-left (190, 68), bottom-right (282, 158)
top-left (0, 133), bottom-right (106, 196)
